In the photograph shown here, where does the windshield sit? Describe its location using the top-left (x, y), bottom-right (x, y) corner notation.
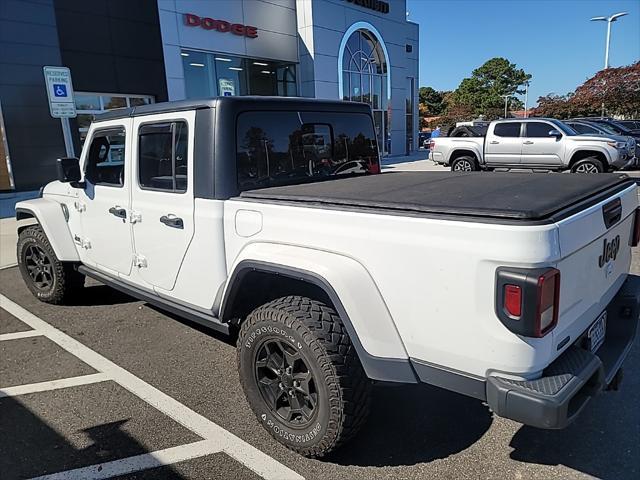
top-left (551, 120), bottom-right (578, 136)
top-left (593, 122), bottom-right (619, 135)
top-left (608, 121), bottom-right (633, 134)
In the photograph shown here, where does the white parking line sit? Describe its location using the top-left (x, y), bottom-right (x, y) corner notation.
top-left (0, 330), bottom-right (40, 341)
top-left (0, 294), bottom-right (304, 480)
top-left (0, 372), bottom-right (109, 398)
top-left (30, 440), bottom-right (221, 480)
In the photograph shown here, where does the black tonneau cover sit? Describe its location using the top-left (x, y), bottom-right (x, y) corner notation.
top-left (240, 172), bottom-right (634, 221)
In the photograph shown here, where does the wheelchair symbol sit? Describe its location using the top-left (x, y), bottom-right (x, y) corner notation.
top-left (53, 84), bottom-right (67, 97)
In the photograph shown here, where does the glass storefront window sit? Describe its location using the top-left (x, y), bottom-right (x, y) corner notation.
top-left (182, 49), bottom-right (297, 99)
top-left (74, 93), bottom-right (154, 144)
top-left (277, 64), bottom-right (296, 96)
top-left (102, 96), bottom-right (127, 109)
top-left (350, 72), bottom-right (361, 102)
top-left (182, 50), bottom-right (215, 98)
top-left (216, 55), bottom-right (247, 96)
top-left (405, 77), bottom-right (415, 155)
top-left (75, 94), bottom-right (100, 110)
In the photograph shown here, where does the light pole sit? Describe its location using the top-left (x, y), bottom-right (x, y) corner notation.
top-left (590, 12), bottom-right (628, 69)
top-left (501, 95), bottom-right (510, 118)
top-left (522, 81), bottom-right (529, 118)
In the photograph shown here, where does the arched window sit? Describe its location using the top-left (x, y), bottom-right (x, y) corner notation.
top-left (338, 26), bottom-right (390, 154)
top-left (340, 29), bottom-right (387, 108)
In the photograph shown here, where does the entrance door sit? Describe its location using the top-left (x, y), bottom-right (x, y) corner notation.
top-left (130, 112), bottom-right (195, 292)
top-left (484, 122), bottom-right (523, 165)
top-left (78, 123), bottom-right (133, 276)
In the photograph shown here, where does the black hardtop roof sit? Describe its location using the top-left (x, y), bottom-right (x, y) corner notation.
top-left (94, 96), bottom-right (371, 122)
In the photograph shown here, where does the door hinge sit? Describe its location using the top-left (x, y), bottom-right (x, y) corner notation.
top-left (130, 210), bottom-right (142, 224)
top-left (73, 235), bottom-right (91, 249)
top-left (73, 201), bottom-right (86, 213)
top-left (133, 254), bottom-right (147, 268)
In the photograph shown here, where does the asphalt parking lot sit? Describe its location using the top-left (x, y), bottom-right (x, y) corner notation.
top-left (1, 254), bottom-right (639, 480)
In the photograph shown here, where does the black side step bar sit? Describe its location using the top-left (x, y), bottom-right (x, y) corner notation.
top-left (78, 265), bottom-right (230, 335)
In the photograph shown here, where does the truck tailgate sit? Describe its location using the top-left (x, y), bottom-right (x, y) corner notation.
top-left (553, 182), bottom-right (638, 351)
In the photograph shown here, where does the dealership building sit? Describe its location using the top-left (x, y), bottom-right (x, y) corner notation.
top-left (1, 0), bottom-right (419, 190)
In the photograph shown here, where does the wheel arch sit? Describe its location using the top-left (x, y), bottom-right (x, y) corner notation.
top-left (15, 198), bottom-right (80, 262)
top-left (568, 149), bottom-right (609, 170)
top-left (449, 149), bottom-right (480, 166)
top-left (221, 251), bottom-right (417, 383)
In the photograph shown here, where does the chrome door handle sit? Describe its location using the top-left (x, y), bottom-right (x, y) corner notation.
top-left (108, 206), bottom-right (126, 219)
top-left (489, 141), bottom-right (499, 144)
top-left (160, 215), bottom-right (184, 229)
top-left (523, 141), bottom-right (534, 145)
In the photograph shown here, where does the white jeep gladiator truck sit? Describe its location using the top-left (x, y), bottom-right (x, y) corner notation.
top-left (15, 97), bottom-right (640, 457)
top-left (430, 118), bottom-right (636, 173)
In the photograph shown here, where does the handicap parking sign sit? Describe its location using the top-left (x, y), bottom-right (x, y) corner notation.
top-left (43, 66), bottom-right (76, 118)
top-left (53, 84), bottom-right (67, 97)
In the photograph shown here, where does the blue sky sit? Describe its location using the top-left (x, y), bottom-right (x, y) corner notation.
top-left (407, 0), bottom-right (640, 106)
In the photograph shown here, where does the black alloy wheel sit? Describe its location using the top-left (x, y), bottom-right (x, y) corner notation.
top-left (17, 225), bottom-right (84, 304)
top-left (254, 338), bottom-right (318, 427)
top-left (23, 244), bottom-right (54, 290)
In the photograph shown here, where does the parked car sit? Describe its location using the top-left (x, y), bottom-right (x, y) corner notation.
top-left (573, 117), bottom-right (640, 140)
top-left (564, 119), bottom-right (639, 165)
top-left (617, 120), bottom-right (640, 131)
top-left (15, 97), bottom-right (640, 457)
top-left (430, 118), bottom-right (635, 173)
top-left (418, 131), bottom-right (431, 148)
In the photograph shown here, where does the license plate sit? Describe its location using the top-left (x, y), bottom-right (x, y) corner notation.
top-left (588, 311), bottom-right (607, 353)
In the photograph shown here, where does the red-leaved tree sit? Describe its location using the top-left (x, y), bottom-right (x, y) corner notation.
top-left (533, 62), bottom-right (640, 118)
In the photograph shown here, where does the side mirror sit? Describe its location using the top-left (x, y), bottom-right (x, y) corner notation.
top-left (548, 129), bottom-right (562, 139)
top-left (56, 157), bottom-right (81, 184)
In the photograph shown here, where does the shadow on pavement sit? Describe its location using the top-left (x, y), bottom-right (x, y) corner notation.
top-left (509, 394), bottom-right (640, 480)
top-left (0, 397), bottom-right (185, 479)
top-left (326, 382), bottom-right (493, 467)
top-left (145, 304), bottom-right (237, 347)
top-left (64, 283), bottom-right (137, 307)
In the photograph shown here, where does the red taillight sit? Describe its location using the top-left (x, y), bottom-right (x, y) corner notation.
top-left (535, 269), bottom-right (560, 337)
top-left (429, 139), bottom-right (435, 150)
top-left (504, 285), bottom-right (522, 318)
top-left (632, 207), bottom-right (640, 247)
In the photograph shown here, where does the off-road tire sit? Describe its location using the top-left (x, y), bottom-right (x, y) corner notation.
top-left (237, 296), bottom-right (371, 457)
top-left (451, 156), bottom-right (479, 171)
top-left (571, 157), bottom-right (604, 173)
top-left (17, 225), bottom-right (84, 304)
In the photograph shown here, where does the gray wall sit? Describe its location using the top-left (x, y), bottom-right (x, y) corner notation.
top-left (0, 0), bottom-right (66, 190)
top-left (297, 0), bottom-right (419, 155)
top-left (158, 0), bottom-right (299, 100)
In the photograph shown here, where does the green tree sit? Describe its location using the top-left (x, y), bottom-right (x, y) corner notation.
top-left (449, 57), bottom-right (531, 118)
top-left (418, 87), bottom-right (446, 116)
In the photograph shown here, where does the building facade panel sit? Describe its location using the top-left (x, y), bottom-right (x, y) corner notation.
top-left (0, 0), bottom-right (65, 190)
top-left (2, 0), bottom-right (418, 191)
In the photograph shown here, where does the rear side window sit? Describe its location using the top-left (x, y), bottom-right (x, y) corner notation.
top-left (84, 127), bottom-right (126, 187)
top-left (236, 111), bottom-right (380, 191)
top-left (138, 121), bottom-right (188, 193)
top-left (493, 123), bottom-right (521, 138)
top-left (525, 122), bottom-right (555, 138)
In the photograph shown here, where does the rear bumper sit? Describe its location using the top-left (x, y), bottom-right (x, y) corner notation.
top-left (486, 274), bottom-right (640, 429)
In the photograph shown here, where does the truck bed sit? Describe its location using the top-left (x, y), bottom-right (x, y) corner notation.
top-left (240, 172), bottom-right (633, 222)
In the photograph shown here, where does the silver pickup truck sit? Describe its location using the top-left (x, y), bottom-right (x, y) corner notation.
top-left (430, 118), bottom-right (636, 173)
